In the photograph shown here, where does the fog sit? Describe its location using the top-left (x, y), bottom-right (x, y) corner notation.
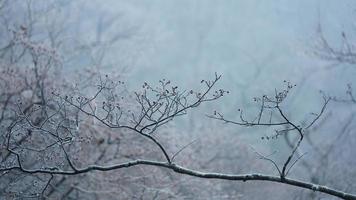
top-left (0, 0), bottom-right (355, 199)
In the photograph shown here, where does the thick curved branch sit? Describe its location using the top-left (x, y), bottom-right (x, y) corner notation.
top-left (1, 159), bottom-right (355, 200)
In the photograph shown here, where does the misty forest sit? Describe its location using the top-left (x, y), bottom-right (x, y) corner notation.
top-left (0, 0), bottom-right (356, 199)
